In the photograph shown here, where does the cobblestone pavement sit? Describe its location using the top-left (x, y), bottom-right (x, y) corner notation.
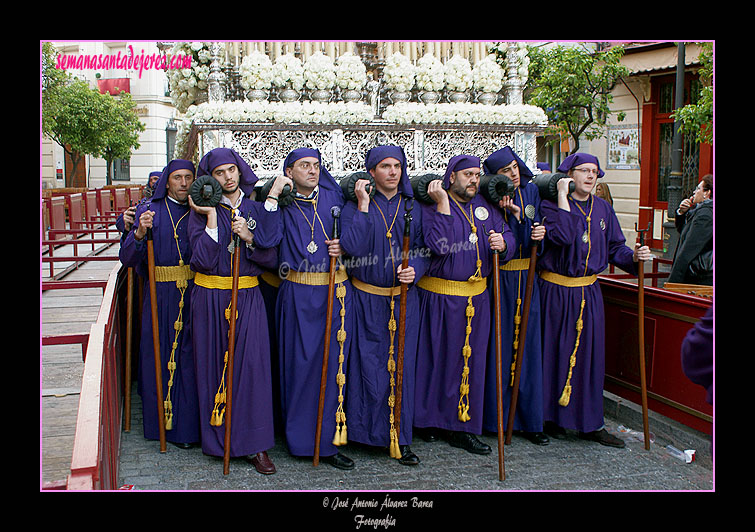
top-left (118, 389), bottom-right (713, 493)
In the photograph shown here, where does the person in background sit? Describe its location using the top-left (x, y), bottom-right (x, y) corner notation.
top-left (481, 147), bottom-right (548, 446)
top-left (668, 174), bottom-right (713, 286)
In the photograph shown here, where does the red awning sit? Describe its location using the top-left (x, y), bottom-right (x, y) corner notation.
top-left (97, 78), bottom-right (130, 95)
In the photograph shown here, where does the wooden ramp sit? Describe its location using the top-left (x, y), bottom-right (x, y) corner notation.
top-left (41, 232), bottom-right (121, 487)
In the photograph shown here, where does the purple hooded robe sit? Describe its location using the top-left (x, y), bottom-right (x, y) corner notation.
top-left (481, 147), bottom-right (545, 434)
top-left (119, 159), bottom-right (200, 444)
top-left (254, 148), bottom-right (354, 458)
top-left (538, 153), bottom-right (637, 432)
top-left (414, 155), bottom-right (515, 435)
top-left (339, 145), bottom-right (429, 447)
top-left (188, 148), bottom-right (277, 458)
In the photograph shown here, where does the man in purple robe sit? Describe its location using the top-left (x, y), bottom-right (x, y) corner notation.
top-left (116, 170), bottom-right (162, 237)
top-left (119, 159), bottom-right (200, 449)
top-left (414, 154), bottom-right (515, 455)
top-left (187, 147), bottom-right (278, 474)
top-left (481, 147), bottom-right (548, 446)
top-left (538, 153), bottom-right (652, 447)
top-left (339, 145), bottom-right (429, 465)
top-left (258, 147), bottom-right (355, 470)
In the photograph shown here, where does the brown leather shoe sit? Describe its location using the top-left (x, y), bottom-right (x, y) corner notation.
top-left (246, 451), bottom-right (277, 475)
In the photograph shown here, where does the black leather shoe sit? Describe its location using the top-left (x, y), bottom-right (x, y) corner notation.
top-left (544, 421), bottom-right (568, 440)
top-left (397, 445), bottom-right (420, 466)
top-left (169, 441), bottom-right (194, 449)
top-left (322, 452), bottom-right (355, 470)
top-left (578, 428), bottom-right (626, 448)
top-left (416, 428), bottom-right (439, 442)
top-left (448, 431), bottom-right (492, 455)
top-left (514, 431), bottom-right (550, 446)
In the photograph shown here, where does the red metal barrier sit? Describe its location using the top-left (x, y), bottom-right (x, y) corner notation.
top-left (126, 186), bottom-right (143, 205)
top-left (600, 276), bottom-right (713, 435)
top-left (84, 191), bottom-right (98, 222)
top-left (47, 196), bottom-right (67, 241)
top-left (42, 280), bottom-right (108, 361)
top-left (66, 193), bottom-right (85, 236)
top-left (97, 189), bottom-right (112, 217)
top-left (66, 264), bottom-right (128, 490)
top-left (113, 188), bottom-right (128, 213)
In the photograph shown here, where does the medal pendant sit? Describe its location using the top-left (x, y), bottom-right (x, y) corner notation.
top-left (469, 232), bottom-right (478, 244)
top-left (228, 241), bottom-right (236, 254)
top-left (307, 240), bottom-right (318, 254)
top-left (581, 231), bottom-right (589, 244)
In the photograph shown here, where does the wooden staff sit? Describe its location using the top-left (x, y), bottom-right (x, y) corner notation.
top-left (314, 206), bottom-right (341, 466)
top-left (505, 222), bottom-right (542, 445)
top-left (492, 247), bottom-right (505, 481)
top-left (124, 267), bottom-right (134, 432)
top-left (223, 215), bottom-right (243, 475)
top-left (635, 222), bottom-right (651, 450)
top-left (146, 227), bottom-right (167, 453)
top-left (393, 198), bottom-right (413, 451)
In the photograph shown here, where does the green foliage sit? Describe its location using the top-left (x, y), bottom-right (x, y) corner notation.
top-left (41, 42), bottom-right (71, 138)
top-left (524, 44), bottom-right (630, 154)
top-left (41, 42), bottom-right (145, 186)
top-left (100, 90), bottom-right (146, 184)
top-left (672, 42), bottom-right (713, 146)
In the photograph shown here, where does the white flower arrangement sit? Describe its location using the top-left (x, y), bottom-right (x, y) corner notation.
top-left (416, 53), bottom-right (445, 92)
top-left (239, 50), bottom-right (274, 90)
top-left (272, 53), bottom-right (305, 91)
top-left (444, 55), bottom-right (473, 92)
top-left (303, 51), bottom-right (337, 90)
top-left (383, 52), bottom-right (415, 92)
top-left (167, 41), bottom-right (214, 114)
top-left (382, 102), bottom-right (548, 126)
top-left (516, 43), bottom-right (530, 84)
top-left (183, 100), bottom-right (373, 126)
top-left (472, 54), bottom-right (504, 94)
top-left (335, 51), bottom-right (367, 91)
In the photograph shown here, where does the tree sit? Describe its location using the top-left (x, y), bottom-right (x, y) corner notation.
top-left (41, 42), bottom-right (70, 137)
top-left (46, 79), bottom-right (111, 187)
top-left (672, 42), bottom-right (713, 146)
top-left (41, 42), bottom-right (145, 187)
top-left (100, 90), bottom-right (145, 185)
top-left (523, 44), bottom-right (630, 154)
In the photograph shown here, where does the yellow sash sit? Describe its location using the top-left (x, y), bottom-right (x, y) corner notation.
top-left (539, 270), bottom-right (597, 288)
top-left (260, 271), bottom-right (281, 288)
top-left (499, 258), bottom-right (530, 271)
top-left (154, 264), bottom-right (195, 283)
top-left (284, 268), bottom-right (348, 286)
top-left (351, 277), bottom-right (401, 297)
top-left (194, 272), bottom-right (259, 290)
top-left (416, 275), bottom-right (487, 297)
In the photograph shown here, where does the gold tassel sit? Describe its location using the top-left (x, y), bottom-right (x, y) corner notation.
top-left (558, 297), bottom-right (586, 407)
top-left (457, 296), bottom-right (475, 423)
top-left (164, 399), bottom-right (173, 430)
top-left (389, 428), bottom-right (402, 459)
top-left (331, 281), bottom-right (349, 446)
